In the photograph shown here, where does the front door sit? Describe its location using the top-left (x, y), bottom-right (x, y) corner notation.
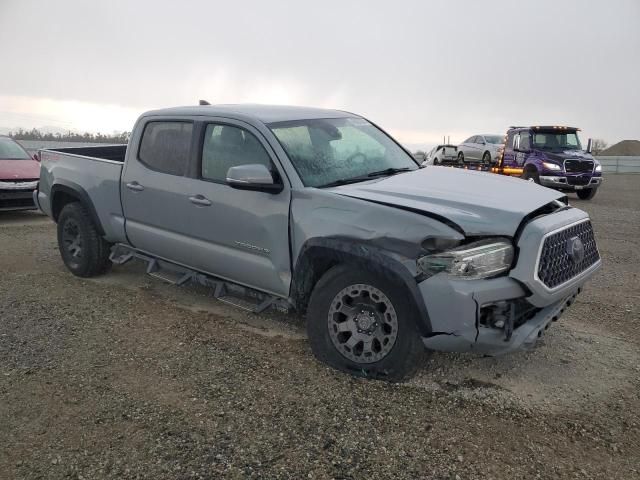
top-left (178, 120), bottom-right (291, 296)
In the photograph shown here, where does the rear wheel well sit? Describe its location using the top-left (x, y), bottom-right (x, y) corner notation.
top-left (51, 185), bottom-right (105, 235)
top-left (52, 190), bottom-right (80, 222)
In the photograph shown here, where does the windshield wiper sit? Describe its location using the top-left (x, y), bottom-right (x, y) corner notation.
top-left (317, 167), bottom-right (413, 189)
top-left (366, 167), bottom-right (412, 178)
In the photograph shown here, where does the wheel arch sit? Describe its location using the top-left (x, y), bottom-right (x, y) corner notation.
top-left (290, 237), bottom-right (432, 336)
top-left (51, 182), bottom-right (105, 235)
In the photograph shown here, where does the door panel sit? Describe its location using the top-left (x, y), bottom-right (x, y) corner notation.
top-left (181, 180), bottom-right (291, 296)
top-left (122, 120), bottom-right (197, 262)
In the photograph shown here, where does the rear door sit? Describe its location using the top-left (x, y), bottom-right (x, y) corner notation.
top-left (470, 136), bottom-right (484, 161)
top-left (121, 118), bottom-right (198, 260)
top-left (461, 136), bottom-right (478, 161)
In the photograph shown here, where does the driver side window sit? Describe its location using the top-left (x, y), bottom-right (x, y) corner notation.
top-left (201, 124), bottom-right (273, 183)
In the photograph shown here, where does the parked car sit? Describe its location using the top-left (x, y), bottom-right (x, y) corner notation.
top-left (457, 134), bottom-right (504, 165)
top-left (0, 136), bottom-right (40, 211)
top-left (500, 126), bottom-right (602, 200)
top-left (36, 105), bottom-right (601, 380)
top-left (423, 144), bottom-right (458, 166)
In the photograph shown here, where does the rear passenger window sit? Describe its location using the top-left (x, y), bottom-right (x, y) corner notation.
top-left (201, 124), bottom-right (273, 182)
top-left (138, 122), bottom-right (193, 176)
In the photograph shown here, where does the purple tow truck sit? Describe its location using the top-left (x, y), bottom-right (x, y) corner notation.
top-left (499, 126), bottom-right (603, 200)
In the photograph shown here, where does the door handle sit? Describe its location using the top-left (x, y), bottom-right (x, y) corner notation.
top-left (189, 195), bottom-right (212, 207)
top-left (126, 181), bottom-right (144, 192)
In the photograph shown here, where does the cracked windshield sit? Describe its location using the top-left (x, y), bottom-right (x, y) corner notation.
top-left (269, 117), bottom-right (418, 187)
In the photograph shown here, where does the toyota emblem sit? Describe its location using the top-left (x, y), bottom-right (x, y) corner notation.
top-left (566, 236), bottom-right (585, 264)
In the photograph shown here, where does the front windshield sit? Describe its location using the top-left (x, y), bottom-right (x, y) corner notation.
top-left (484, 135), bottom-right (504, 144)
top-left (269, 117), bottom-right (418, 187)
top-left (0, 137), bottom-right (31, 160)
top-left (533, 131), bottom-right (582, 151)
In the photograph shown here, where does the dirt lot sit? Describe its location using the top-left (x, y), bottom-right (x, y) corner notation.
top-left (1, 176), bottom-right (639, 479)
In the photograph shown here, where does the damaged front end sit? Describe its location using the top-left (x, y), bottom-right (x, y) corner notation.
top-left (420, 273), bottom-right (582, 356)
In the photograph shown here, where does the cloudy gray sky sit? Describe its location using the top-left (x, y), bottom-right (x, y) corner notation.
top-left (0, 0), bottom-right (638, 149)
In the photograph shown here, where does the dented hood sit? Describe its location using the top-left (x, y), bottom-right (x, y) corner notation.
top-left (328, 167), bottom-right (564, 236)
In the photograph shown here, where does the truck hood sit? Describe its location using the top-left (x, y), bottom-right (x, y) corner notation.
top-left (0, 159), bottom-right (41, 181)
top-left (328, 167), bottom-right (565, 236)
top-left (541, 150), bottom-right (595, 162)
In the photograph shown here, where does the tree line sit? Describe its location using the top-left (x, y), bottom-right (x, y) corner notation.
top-left (8, 128), bottom-right (130, 144)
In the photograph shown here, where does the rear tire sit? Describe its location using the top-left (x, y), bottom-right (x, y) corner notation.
top-left (457, 152), bottom-right (464, 165)
top-left (57, 202), bottom-right (112, 277)
top-left (576, 188), bottom-right (597, 200)
top-left (307, 264), bottom-right (426, 381)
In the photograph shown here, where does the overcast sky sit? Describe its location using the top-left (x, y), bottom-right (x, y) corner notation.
top-left (0, 0), bottom-right (638, 148)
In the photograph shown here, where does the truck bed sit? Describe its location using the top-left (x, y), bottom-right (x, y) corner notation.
top-left (46, 145), bottom-right (127, 163)
top-left (37, 146), bottom-right (128, 243)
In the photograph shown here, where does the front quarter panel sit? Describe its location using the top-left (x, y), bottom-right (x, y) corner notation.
top-left (290, 188), bottom-right (464, 273)
top-left (290, 187), bottom-right (465, 335)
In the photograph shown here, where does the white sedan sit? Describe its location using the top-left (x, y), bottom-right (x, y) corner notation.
top-left (456, 134), bottom-right (504, 165)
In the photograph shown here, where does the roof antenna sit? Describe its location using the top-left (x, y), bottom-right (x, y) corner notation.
top-left (199, 99), bottom-right (211, 106)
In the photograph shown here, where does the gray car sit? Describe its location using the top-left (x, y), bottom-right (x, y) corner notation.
top-left (35, 105), bottom-right (600, 381)
top-left (457, 134), bottom-right (505, 165)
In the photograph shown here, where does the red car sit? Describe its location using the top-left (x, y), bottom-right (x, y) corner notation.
top-left (0, 136), bottom-right (41, 211)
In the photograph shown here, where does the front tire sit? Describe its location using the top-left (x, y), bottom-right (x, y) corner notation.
top-left (521, 168), bottom-right (540, 184)
top-left (482, 151), bottom-right (492, 165)
top-left (57, 202), bottom-right (112, 277)
top-left (307, 264), bottom-right (425, 381)
top-left (457, 152), bottom-right (464, 165)
top-left (577, 188), bottom-right (597, 200)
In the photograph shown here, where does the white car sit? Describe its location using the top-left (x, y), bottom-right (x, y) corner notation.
top-left (457, 134), bottom-right (504, 165)
top-left (423, 144), bottom-right (458, 166)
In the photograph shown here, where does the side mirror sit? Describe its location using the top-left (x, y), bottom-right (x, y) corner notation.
top-left (586, 138), bottom-right (593, 154)
top-left (226, 164), bottom-right (283, 193)
top-left (413, 152), bottom-right (426, 162)
top-left (33, 152), bottom-right (40, 162)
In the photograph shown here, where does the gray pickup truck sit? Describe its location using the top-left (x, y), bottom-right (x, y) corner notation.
top-left (35, 105), bottom-right (601, 380)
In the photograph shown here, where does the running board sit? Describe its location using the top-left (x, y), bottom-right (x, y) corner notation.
top-left (109, 244), bottom-right (290, 314)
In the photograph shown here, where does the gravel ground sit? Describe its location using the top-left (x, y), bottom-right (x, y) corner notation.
top-left (1, 176), bottom-right (639, 479)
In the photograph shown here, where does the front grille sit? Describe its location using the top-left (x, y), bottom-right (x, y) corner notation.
top-left (567, 175), bottom-right (591, 186)
top-left (0, 189), bottom-right (36, 210)
top-left (564, 159), bottom-right (594, 173)
top-left (537, 220), bottom-right (600, 289)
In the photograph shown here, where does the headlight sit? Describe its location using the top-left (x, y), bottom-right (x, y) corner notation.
top-left (595, 163), bottom-right (602, 172)
top-left (417, 239), bottom-right (514, 280)
top-left (542, 161), bottom-right (562, 171)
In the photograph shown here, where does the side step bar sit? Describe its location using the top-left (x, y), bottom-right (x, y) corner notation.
top-left (109, 244), bottom-right (290, 314)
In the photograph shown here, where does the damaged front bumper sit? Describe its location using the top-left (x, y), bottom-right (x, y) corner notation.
top-left (417, 206), bottom-right (599, 355)
top-left (418, 274), bottom-right (580, 355)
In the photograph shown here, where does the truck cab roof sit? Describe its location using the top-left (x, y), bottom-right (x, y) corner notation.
top-left (141, 104), bottom-right (354, 124)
